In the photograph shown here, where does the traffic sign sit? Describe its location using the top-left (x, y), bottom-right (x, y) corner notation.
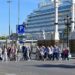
top-left (17, 25), bottom-right (25, 34)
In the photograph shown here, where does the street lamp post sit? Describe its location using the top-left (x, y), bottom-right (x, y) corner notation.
top-left (18, 0), bottom-right (20, 25)
top-left (7, 0), bottom-right (11, 39)
top-left (16, 0), bottom-right (20, 37)
top-left (16, 0), bottom-right (20, 36)
top-left (16, 0), bottom-right (20, 38)
top-left (64, 15), bottom-right (71, 47)
top-left (16, 0), bottom-right (20, 47)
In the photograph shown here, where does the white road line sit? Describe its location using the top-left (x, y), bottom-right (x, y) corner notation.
top-left (5, 73), bottom-right (16, 75)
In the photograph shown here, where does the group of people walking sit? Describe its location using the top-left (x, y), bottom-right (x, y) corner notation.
top-left (21, 45), bottom-right (31, 61)
top-left (36, 45), bottom-right (70, 61)
top-left (0, 45), bottom-right (17, 61)
top-left (0, 44), bottom-right (70, 62)
top-left (0, 44), bottom-right (31, 62)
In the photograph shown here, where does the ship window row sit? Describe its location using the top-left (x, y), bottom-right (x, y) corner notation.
top-left (29, 7), bottom-right (71, 18)
top-left (28, 19), bottom-right (54, 24)
top-left (38, 6), bottom-right (71, 15)
top-left (26, 22), bottom-right (66, 30)
top-left (36, 5), bottom-right (71, 14)
top-left (28, 13), bottom-right (55, 19)
top-left (26, 25), bottom-right (66, 33)
top-left (25, 29), bottom-right (63, 34)
top-left (29, 12), bottom-right (54, 18)
top-left (28, 17), bottom-right (66, 25)
top-left (29, 10), bottom-right (69, 18)
top-left (27, 11), bottom-right (71, 26)
top-left (28, 12), bottom-right (70, 21)
top-left (28, 12), bottom-right (70, 22)
top-left (27, 14), bottom-right (71, 25)
top-left (27, 20), bottom-right (67, 28)
top-left (38, 4), bottom-right (71, 12)
top-left (26, 24), bottom-right (65, 32)
top-left (28, 9), bottom-right (70, 20)
top-left (28, 15), bottom-right (54, 21)
top-left (26, 23), bottom-right (65, 30)
top-left (31, 6), bottom-right (70, 17)
top-left (26, 26), bottom-right (54, 31)
top-left (25, 28), bottom-right (63, 34)
top-left (28, 20), bottom-right (54, 25)
top-left (27, 17), bottom-right (71, 26)
top-left (27, 23), bottom-right (53, 28)
top-left (26, 27), bottom-right (52, 32)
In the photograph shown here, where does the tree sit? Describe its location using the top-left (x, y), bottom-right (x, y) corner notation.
top-left (0, 36), bottom-right (7, 40)
top-left (10, 33), bottom-right (18, 40)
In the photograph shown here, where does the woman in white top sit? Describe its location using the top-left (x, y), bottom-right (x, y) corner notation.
top-left (40, 46), bottom-right (45, 60)
top-left (4, 47), bottom-right (8, 61)
top-left (2, 46), bottom-right (8, 62)
top-left (48, 46), bottom-right (53, 60)
top-left (0, 47), bottom-right (2, 59)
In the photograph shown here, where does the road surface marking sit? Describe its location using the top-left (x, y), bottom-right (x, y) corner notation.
top-left (6, 73), bottom-right (16, 75)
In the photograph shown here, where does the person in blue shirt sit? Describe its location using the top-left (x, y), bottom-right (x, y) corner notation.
top-left (53, 45), bottom-right (60, 60)
top-left (44, 46), bottom-right (49, 60)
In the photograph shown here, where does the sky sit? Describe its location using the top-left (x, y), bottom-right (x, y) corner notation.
top-left (0, 0), bottom-right (39, 36)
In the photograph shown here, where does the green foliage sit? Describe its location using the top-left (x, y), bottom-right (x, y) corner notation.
top-left (10, 33), bottom-right (18, 40)
top-left (0, 36), bottom-right (7, 40)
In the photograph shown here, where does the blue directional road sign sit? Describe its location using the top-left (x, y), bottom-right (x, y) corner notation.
top-left (17, 25), bottom-right (25, 34)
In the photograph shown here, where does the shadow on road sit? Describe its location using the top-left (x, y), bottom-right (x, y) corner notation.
top-left (35, 64), bottom-right (75, 69)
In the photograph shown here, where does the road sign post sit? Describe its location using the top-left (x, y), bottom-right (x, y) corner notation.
top-left (16, 24), bottom-right (25, 44)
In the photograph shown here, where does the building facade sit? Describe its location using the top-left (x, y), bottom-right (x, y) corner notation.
top-left (25, 0), bottom-right (74, 40)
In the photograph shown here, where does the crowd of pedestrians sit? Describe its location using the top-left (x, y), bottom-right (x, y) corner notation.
top-left (36, 45), bottom-right (70, 61)
top-left (0, 44), bottom-right (70, 62)
top-left (0, 45), bottom-right (17, 61)
top-left (0, 44), bottom-right (32, 62)
top-left (21, 45), bottom-right (31, 61)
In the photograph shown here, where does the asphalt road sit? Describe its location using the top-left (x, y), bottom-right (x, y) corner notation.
top-left (0, 60), bottom-right (75, 75)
